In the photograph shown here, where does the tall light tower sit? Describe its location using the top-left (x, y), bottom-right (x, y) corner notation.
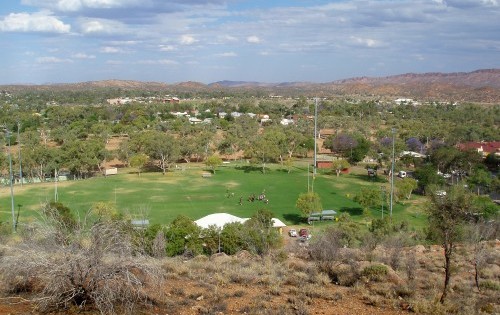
top-left (389, 128), bottom-right (396, 218)
top-left (5, 130), bottom-right (16, 232)
top-left (17, 121), bottom-right (23, 187)
top-left (313, 98), bottom-right (318, 176)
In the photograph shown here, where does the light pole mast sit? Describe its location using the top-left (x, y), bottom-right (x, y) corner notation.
top-left (17, 121), bottom-right (23, 187)
top-left (389, 128), bottom-right (396, 218)
top-left (313, 98), bottom-right (318, 176)
top-left (6, 131), bottom-right (16, 232)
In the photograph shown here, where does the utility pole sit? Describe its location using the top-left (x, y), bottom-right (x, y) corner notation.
top-left (390, 128), bottom-right (396, 218)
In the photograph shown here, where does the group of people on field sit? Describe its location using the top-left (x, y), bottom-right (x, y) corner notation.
top-left (224, 189), bottom-right (269, 205)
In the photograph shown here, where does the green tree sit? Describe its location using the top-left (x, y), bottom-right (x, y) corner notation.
top-left (129, 153), bottom-right (149, 176)
top-left (62, 138), bottom-right (107, 178)
top-left (220, 222), bottom-right (246, 255)
top-left (426, 185), bottom-right (472, 303)
top-left (205, 154), bottom-right (222, 174)
top-left (472, 195), bottom-right (499, 219)
top-left (467, 167), bottom-right (492, 195)
top-left (165, 215), bottom-right (202, 257)
top-left (331, 159), bottom-right (350, 177)
top-left (296, 192), bottom-right (322, 218)
top-left (414, 164), bottom-right (444, 194)
top-left (354, 187), bottom-right (382, 217)
top-left (243, 209), bottom-right (282, 255)
top-left (245, 131), bottom-right (280, 173)
top-left (142, 131), bottom-right (180, 175)
top-left (350, 136), bottom-right (371, 164)
top-left (395, 177), bottom-right (418, 200)
top-left (201, 225), bottom-right (222, 255)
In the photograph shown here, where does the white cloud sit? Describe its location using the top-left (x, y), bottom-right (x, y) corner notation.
top-left (216, 52), bottom-right (237, 57)
top-left (100, 46), bottom-right (124, 53)
top-left (22, 0), bottom-right (143, 12)
top-left (72, 53), bottom-right (96, 59)
top-left (217, 34), bottom-right (238, 43)
top-left (180, 34), bottom-right (198, 45)
top-left (36, 56), bottom-right (73, 63)
top-left (247, 35), bottom-right (261, 43)
top-left (108, 40), bottom-right (140, 46)
top-left (159, 45), bottom-right (176, 51)
top-left (79, 18), bottom-right (126, 35)
top-left (350, 36), bottom-right (383, 48)
top-left (106, 60), bottom-right (122, 65)
top-left (137, 59), bottom-right (178, 65)
top-left (0, 11), bottom-right (70, 33)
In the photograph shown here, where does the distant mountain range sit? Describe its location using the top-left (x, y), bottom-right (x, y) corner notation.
top-left (2, 69), bottom-right (499, 103)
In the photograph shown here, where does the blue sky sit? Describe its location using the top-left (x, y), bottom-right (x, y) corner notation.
top-left (0, 0), bottom-right (499, 84)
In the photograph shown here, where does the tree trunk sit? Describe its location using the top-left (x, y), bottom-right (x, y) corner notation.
top-left (474, 259), bottom-right (480, 292)
top-left (440, 242), bottom-right (453, 303)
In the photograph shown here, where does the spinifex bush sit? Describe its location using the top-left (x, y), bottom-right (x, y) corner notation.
top-left (361, 264), bottom-right (388, 282)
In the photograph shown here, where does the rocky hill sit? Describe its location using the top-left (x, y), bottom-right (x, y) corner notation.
top-left (2, 69), bottom-right (499, 103)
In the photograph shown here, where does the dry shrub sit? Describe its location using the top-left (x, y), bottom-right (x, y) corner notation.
top-left (287, 259), bottom-right (309, 272)
top-left (0, 221), bottom-right (164, 315)
top-left (302, 284), bottom-right (332, 300)
top-left (284, 271), bottom-right (309, 286)
top-left (479, 280), bottom-right (500, 291)
top-left (228, 266), bottom-right (257, 284)
top-left (362, 293), bottom-right (384, 307)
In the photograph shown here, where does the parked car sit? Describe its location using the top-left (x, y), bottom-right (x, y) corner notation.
top-left (436, 190), bottom-right (447, 197)
top-left (288, 229), bottom-right (297, 237)
top-left (299, 228), bottom-right (311, 240)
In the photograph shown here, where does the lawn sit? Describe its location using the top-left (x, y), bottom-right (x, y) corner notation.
top-left (0, 162), bottom-right (427, 229)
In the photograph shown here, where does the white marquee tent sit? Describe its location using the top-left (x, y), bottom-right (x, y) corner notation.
top-left (194, 213), bottom-right (286, 230)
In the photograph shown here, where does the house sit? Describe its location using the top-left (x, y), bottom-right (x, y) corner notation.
top-left (317, 161), bottom-right (333, 169)
top-left (400, 151), bottom-right (427, 158)
top-left (171, 111), bottom-right (188, 117)
top-left (319, 129), bottom-right (335, 139)
top-left (189, 117), bottom-right (203, 124)
top-left (457, 141), bottom-right (500, 157)
top-left (395, 98), bottom-right (415, 105)
top-left (280, 118), bottom-right (294, 126)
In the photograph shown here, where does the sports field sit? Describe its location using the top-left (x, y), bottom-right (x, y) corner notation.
top-left (0, 162), bottom-right (427, 228)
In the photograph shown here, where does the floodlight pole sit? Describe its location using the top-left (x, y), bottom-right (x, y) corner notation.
top-left (313, 98), bottom-right (318, 177)
top-left (381, 186), bottom-right (386, 219)
top-left (6, 131), bottom-right (16, 232)
top-left (389, 128), bottom-right (396, 218)
top-left (54, 168), bottom-right (58, 202)
top-left (17, 121), bottom-right (23, 187)
top-left (307, 164), bottom-right (310, 192)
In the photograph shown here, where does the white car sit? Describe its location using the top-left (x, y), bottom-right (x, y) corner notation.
top-left (288, 229), bottom-right (298, 237)
top-left (436, 190), bottom-right (447, 197)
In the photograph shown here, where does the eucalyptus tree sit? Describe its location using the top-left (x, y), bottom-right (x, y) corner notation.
top-left (61, 138), bottom-right (108, 178)
top-left (427, 185), bottom-right (473, 303)
top-left (142, 130), bottom-right (180, 175)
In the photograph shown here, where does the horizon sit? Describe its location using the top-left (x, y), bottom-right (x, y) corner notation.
top-left (1, 1), bottom-right (499, 85)
top-left (2, 68), bottom-right (498, 86)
